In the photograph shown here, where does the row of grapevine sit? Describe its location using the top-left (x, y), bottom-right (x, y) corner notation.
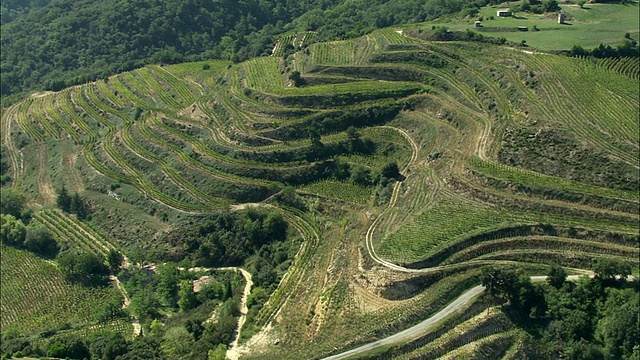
top-left (468, 157), bottom-right (637, 201)
top-left (598, 56), bottom-right (640, 80)
top-left (271, 31), bottom-right (317, 57)
top-left (148, 65), bottom-right (196, 105)
top-left (242, 57), bottom-right (284, 91)
top-left (74, 84), bottom-right (223, 211)
top-left (135, 67), bottom-right (183, 110)
top-left (522, 54), bottom-right (638, 165)
top-left (34, 209), bottom-right (113, 256)
top-left (373, 28), bottom-right (418, 46)
top-left (299, 180), bottom-right (373, 205)
top-left (310, 40), bottom-right (357, 65)
top-left (29, 96), bottom-right (62, 139)
top-left (15, 98), bottom-right (46, 142)
top-left (0, 245), bottom-right (116, 334)
top-left (141, 117), bottom-right (272, 187)
top-left (444, 236), bottom-right (638, 265)
top-left (252, 206), bottom-right (321, 327)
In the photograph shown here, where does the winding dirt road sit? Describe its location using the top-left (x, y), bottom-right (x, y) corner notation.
top-left (166, 265), bottom-right (253, 359)
top-left (114, 265), bottom-right (253, 345)
top-left (220, 267), bottom-right (254, 360)
top-left (110, 275), bottom-right (142, 336)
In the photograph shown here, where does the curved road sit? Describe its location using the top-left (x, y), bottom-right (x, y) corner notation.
top-left (322, 126), bottom-right (598, 359)
top-left (321, 275), bottom-right (587, 360)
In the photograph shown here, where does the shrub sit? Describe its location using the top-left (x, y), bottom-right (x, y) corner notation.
top-left (24, 224), bottom-right (58, 258)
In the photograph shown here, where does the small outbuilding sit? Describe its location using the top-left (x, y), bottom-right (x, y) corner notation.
top-left (558, 13), bottom-right (566, 24)
top-left (497, 9), bottom-right (512, 17)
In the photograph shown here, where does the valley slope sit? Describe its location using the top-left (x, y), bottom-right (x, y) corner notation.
top-left (1, 24), bottom-right (638, 359)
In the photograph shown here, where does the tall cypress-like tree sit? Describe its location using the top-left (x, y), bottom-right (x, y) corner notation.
top-left (57, 186), bottom-right (71, 213)
top-left (70, 192), bottom-right (86, 219)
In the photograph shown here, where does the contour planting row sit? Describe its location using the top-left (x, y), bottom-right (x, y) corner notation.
top-left (95, 79), bottom-right (127, 108)
top-left (59, 210), bottom-right (120, 254)
top-left (468, 157), bottom-right (638, 202)
top-left (421, 43), bottom-right (515, 118)
top-left (252, 206), bottom-right (321, 328)
top-left (71, 86), bottom-right (221, 210)
top-left (599, 56), bottom-right (640, 81)
top-left (271, 32), bottom-right (316, 57)
top-left (138, 116), bottom-right (274, 187)
top-left (522, 54), bottom-right (638, 165)
top-left (120, 72), bottom-right (163, 108)
top-left (29, 96), bottom-right (61, 139)
top-left (108, 75), bottom-right (148, 108)
top-left (469, 168), bottom-right (639, 215)
top-left (148, 65), bottom-right (197, 105)
top-left (477, 250), bottom-right (637, 271)
top-left (46, 95), bottom-right (83, 143)
top-left (320, 269), bottom-right (485, 358)
top-left (449, 173), bottom-right (639, 230)
top-left (60, 89), bottom-right (131, 182)
top-left (442, 236), bottom-right (638, 265)
top-left (34, 210), bottom-right (105, 257)
top-left (15, 98), bottom-right (46, 142)
top-left (396, 311), bottom-right (518, 360)
top-left (117, 124), bottom-right (226, 206)
top-left (136, 67), bottom-right (184, 110)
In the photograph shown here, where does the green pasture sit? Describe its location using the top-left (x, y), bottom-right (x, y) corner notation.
top-left (423, 3), bottom-right (639, 50)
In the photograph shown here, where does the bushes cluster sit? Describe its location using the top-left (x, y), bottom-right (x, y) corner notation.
top-left (158, 208), bottom-right (289, 270)
top-left (262, 101), bottom-right (407, 141)
top-left (509, 0), bottom-right (559, 14)
top-left (58, 252), bottom-right (110, 286)
top-left (499, 127), bottom-right (639, 192)
top-left (1, 189), bottom-right (59, 258)
top-left (369, 51), bottom-right (452, 69)
top-left (481, 262), bottom-right (638, 359)
top-left (567, 40), bottom-right (639, 59)
top-left (1, 214), bottom-right (59, 258)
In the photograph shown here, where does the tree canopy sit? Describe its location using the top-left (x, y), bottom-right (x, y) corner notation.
top-left (58, 251), bottom-right (110, 286)
top-left (1, 0), bottom-right (494, 98)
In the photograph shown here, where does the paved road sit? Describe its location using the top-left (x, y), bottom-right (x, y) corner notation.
top-left (321, 275), bottom-right (590, 359)
top-left (322, 285), bottom-right (486, 360)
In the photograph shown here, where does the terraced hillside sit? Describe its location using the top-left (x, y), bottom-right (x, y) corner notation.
top-left (0, 245), bottom-right (130, 338)
top-left (2, 25), bottom-right (638, 359)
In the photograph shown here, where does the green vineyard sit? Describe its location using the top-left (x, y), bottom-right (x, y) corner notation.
top-left (1, 20), bottom-right (638, 360)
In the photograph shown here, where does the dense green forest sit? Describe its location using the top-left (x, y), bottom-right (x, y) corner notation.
top-left (0, 0), bottom-right (491, 98)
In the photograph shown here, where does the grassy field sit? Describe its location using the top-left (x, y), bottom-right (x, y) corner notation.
top-left (420, 2), bottom-right (640, 50)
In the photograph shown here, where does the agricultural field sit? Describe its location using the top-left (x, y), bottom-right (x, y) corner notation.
top-left (0, 245), bottom-right (125, 335)
top-left (1, 8), bottom-right (638, 359)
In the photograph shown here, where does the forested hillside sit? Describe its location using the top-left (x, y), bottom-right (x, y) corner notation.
top-left (0, 0), bottom-right (491, 98)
